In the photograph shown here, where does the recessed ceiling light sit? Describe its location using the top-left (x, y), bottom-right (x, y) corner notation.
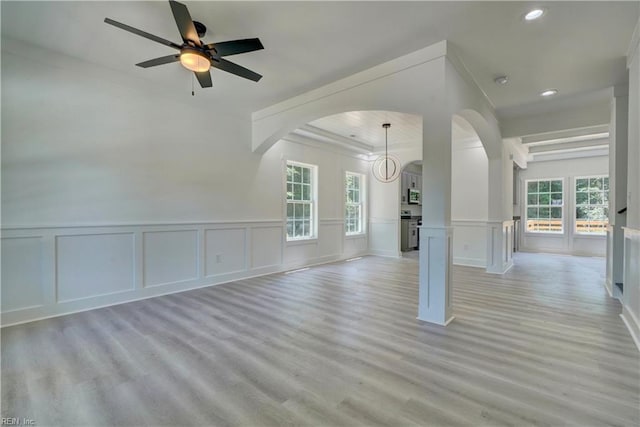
top-left (540, 89), bottom-right (558, 97)
top-left (494, 75), bottom-right (509, 85)
top-left (524, 8), bottom-right (546, 21)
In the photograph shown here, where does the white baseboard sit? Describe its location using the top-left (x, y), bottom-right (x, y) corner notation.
top-left (453, 257), bottom-right (486, 268)
top-left (368, 249), bottom-right (402, 258)
top-left (417, 315), bottom-right (455, 326)
top-left (518, 247), bottom-right (606, 257)
top-left (604, 278), bottom-right (613, 297)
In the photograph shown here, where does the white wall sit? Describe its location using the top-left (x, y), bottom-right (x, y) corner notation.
top-left (621, 17), bottom-right (640, 350)
top-left (451, 138), bottom-right (488, 267)
top-left (1, 42), bottom-right (369, 325)
top-left (518, 156), bottom-right (609, 256)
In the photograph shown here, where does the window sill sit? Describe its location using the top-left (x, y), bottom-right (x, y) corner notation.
top-left (524, 232), bottom-right (565, 237)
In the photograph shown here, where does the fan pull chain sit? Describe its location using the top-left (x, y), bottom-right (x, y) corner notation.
top-left (192, 74), bottom-right (195, 96)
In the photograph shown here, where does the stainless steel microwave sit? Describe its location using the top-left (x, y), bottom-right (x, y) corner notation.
top-left (408, 188), bottom-right (420, 204)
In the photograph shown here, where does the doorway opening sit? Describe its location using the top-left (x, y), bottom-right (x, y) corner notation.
top-left (400, 160), bottom-right (422, 258)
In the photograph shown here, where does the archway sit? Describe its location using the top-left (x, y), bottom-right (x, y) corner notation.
top-left (450, 115), bottom-right (490, 268)
top-left (450, 111), bottom-right (514, 274)
top-left (252, 40), bottom-right (512, 325)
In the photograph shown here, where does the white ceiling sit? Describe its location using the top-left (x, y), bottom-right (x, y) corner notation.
top-left (310, 111), bottom-right (423, 148)
top-left (1, 1), bottom-right (637, 158)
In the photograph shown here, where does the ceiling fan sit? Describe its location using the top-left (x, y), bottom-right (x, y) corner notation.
top-left (104, 0), bottom-right (263, 88)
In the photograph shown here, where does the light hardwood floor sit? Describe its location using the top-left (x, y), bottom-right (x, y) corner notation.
top-left (2, 253), bottom-right (639, 426)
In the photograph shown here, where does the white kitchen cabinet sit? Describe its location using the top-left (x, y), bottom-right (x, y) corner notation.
top-left (401, 219), bottom-right (419, 251)
top-left (401, 172), bottom-right (408, 203)
top-left (400, 171), bottom-right (422, 205)
top-left (408, 221), bottom-right (418, 248)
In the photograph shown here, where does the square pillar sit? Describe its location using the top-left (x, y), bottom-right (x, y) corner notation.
top-left (486, 220), bottom-right (514, 274)
top-left (419, 112), bottom-right (453, 325)
top-left (417, 226), bottom-right (454, 325)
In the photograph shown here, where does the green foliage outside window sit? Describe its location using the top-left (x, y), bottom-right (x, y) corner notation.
top-left (286, 163), bottom-right (314, 239)
top-left (575, 177), bottom-right (608, 234)
top-left (345, 173), bottom-right (363, 235)
top-left (526, 179), bottom-right (563, 232)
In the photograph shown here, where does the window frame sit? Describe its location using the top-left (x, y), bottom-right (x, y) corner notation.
top-left (524, 178), bottom-right (565, 235)
top-left (344, 171), bottom-right (366, 236)
top-left (285, 160), bottom-right (318, 242)
top-left (574, 175), bottom-right (609, 236)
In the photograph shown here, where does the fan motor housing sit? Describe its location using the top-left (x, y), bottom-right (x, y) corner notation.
top-left (193, 21), bottom-right (206, 38)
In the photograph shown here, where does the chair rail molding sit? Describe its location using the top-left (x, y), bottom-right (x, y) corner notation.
top-left (1, 219), bottom-right (368, 327)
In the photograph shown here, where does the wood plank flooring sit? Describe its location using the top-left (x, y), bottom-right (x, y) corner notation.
top-left (2, 252), bottom-right (639, 426)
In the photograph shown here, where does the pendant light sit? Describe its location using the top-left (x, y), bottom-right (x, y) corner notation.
top-left (372, 123), bottom-right (401, 183)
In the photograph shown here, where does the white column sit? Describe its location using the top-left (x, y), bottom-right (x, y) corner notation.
top-left (620, 21), bottom-right (640, 348)
top-left (607, 85), bottom-right (629, 298)
top-left (418, 114), bottom-right (454, 325)
top-left (486, 220), bottom-right (514, 274)
top-left (485, 145), bottom-right (514, 274)
top-left (418, 226), bottom-right (454, 324)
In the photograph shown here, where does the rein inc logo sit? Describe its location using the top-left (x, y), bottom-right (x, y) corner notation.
top-left (1, 419), bottom-right (35, 426)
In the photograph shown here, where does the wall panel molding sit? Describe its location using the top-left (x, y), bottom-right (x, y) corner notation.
top-left (1, 220), bottom-right (367, 326)
top-left (1, 236), bottom-right (46, 312)
top-left (142, 230), bottom-right (199, 288)
top-left (55, 232), bottom-right (136, 303)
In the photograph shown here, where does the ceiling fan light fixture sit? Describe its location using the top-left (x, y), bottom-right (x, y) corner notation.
top-left (180, 49), bottom-right (210, 72)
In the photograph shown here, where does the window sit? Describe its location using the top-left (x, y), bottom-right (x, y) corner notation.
top-left (345, 172), bottom-right (364, 235)
top-left (286, 162), bottom-right (316, 240)
top-left (575, 176), bottom-right (609, 234)
top-left (526, 179), bottom-right (563, 233)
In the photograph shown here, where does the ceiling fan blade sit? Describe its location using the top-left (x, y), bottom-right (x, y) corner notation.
top-left (211, 58), bottom-right (262, 82)
top-left (195, 70), bottom-right (213, 88)
top-left (169, 0), bottom-right (201, 46)
top-left (136, 54), bottom-right (180, 68)
top-left (104, 18), bottom-right (181, 50)
top-left (205, 38), bottom-right (264, 57)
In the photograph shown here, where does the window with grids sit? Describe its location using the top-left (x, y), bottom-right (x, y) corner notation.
top-left (286, 162), bottom-right (315, 240)
top-left (526, 179), bottom-right (564, 233)
top-left (575, 176), bottom-right (609, 235)
top-left (345, 172), bottom-right (364, 235)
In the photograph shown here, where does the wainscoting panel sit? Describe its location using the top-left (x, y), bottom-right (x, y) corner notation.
top-left (1, 219), bottom-right (370, 326)
top-left (572, 235), bottom-right (607, 257)
top-left (1, 236), bottom-right (45, 312)
top-left (318, 220), bottom-right (344, 259)
top-left (451, 220), bottom-right (487, 268)
top-left (143, 230), bottom-right (198, 287)
top-left (521, 228), bottom-right (605, 257)
top-left (284, 241), bottom-right (319, 268)
top-left (344, 235), bottom-right (368, 258)
top-left (251, 225), bottom-right (283, 269)
top-left (205, 228), bottom-right (246, 277)
top-left (369, 218), bottom-right (400, 257)
top-left (56, 233), bottom-right (135, 302)
top-left (621, 227), bottom-right (640, 351)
